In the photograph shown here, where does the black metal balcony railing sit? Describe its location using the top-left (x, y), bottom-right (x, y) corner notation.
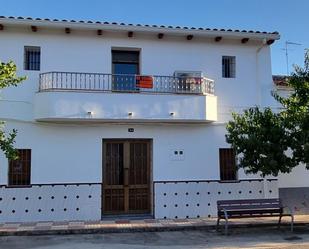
top-left (39, 72), bottom-right (215, 95)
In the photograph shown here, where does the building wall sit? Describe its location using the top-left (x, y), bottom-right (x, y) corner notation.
top-left (0, 28), bottom-right (273, 181)
top-left (0, 27), bottom-right (295, 221)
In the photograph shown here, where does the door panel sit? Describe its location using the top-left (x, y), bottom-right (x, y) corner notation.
top-left (105, 142), bottom-right (124, 185)
top-left (129, 142), bottom-right (148, 185)
top-left (104, 189), bottom-right (124, 213)
top-left (103, 142), bottom-right (125, 213)
top-left (103, 140), bottom-right (150, 215)
top-left (129, 188), bottom-right (149, 212)
top-left (129, 142), bottom-right (149, 212)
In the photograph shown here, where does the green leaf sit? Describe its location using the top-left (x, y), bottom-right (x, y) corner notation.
top-left (0, 61), bottom-right (26, 159)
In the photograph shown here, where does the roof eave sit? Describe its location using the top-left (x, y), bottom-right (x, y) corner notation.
top-left (0, 17), bottom-right (280, 41)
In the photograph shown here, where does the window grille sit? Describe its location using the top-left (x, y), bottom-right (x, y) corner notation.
top-left (24, 46), bottom-right (41, 71)
top-left (222, 56), bottom-right (236, 78)
top-left (8, 149), bottom-right (31, 186)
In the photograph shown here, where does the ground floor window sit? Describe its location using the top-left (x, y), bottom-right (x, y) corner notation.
top-left (8, 149), bottom-right (31, 186)
top-left (219, 148), bottom-right (237, 181)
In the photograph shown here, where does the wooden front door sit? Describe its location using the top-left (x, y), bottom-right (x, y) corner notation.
top-left (102, 139), bottom-right (151, 215)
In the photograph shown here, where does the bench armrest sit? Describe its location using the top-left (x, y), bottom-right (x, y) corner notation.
top-left (283, 205), bottom-right (294, 216)
top-left (222, 208), bottom-right (229, 219)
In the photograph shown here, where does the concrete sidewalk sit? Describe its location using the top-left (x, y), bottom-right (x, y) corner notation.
top-left (0, 215), bottom-right (308, 236)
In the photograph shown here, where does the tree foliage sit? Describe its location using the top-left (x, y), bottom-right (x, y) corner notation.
top-left (0, 61), bottom-right (26, 159)
top-left (226, 52), bottom-right (309, 176)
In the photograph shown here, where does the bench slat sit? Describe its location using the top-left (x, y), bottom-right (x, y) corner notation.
top-left (217, 198), bottom-right (280, 205)
top-left (218, 208), bottom-right (281, 216)
top-left (218, 214), bottom-right (285, 219)
top-left (218, 204), bottom-right (281, 211)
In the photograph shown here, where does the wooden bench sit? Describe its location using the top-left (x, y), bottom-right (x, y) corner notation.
top-left (217, 198), bottom-right (294, 235)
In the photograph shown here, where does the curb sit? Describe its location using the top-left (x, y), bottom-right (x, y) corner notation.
top-left (0, 222), bottom-right (307, 236)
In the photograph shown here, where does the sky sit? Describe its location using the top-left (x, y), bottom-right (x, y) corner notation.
top-left (0, 0), bottom-right (308, 75)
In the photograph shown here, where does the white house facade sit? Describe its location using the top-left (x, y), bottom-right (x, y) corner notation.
top-left (0, 16), bottom-right (307, 223)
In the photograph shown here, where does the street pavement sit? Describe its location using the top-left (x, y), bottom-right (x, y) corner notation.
top-left (1, 226), bottom-right (309, 249)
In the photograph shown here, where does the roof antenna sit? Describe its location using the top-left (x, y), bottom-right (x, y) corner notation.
top-left (282, 41), bottom-right (302, 75)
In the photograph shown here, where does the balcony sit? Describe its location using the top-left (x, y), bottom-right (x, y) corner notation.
top-left (34, 72), bottom-right (217, 123)
top-left (39, 72), bottom-right (215, 94)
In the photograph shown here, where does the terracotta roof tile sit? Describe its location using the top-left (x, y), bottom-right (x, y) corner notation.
top-left (0, 15), bottom-right (280, 36)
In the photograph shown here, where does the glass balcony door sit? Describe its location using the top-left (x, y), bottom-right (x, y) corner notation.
top-left (112, 50), bottom-right (139, 91)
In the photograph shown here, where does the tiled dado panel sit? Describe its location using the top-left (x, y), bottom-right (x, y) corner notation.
top-left (0, 180), bottom-right (278, 222)
top-left (0, 184), bottom-right (101, 222)
top-left (154, 180), bottom-right (278, 219)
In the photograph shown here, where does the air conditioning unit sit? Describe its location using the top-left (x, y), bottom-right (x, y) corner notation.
top-left (173, 71), bottom-right (203, 78)
top-left (173, 71), bottom-right (203, 92)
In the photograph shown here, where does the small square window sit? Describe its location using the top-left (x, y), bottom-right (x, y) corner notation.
top-left (222, 56), bottom-right (236, 78)
top-left (24, 46), bottom-right (41, 71)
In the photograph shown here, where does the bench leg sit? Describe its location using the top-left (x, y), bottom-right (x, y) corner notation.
top-left (279, 214), bottom-right (294, 232)
top-left (216, 218), bottom-right (220, 231)
top-left (224, 219), bottom-right (228, 235)
top-left (278, 214), bottom-right (282, 229)
top-left (291, 214), bottom-right (294, 232)
top-left (223, 210), bottom-right (228, 235)
top-left (284, 206), bottom-right (295, 232)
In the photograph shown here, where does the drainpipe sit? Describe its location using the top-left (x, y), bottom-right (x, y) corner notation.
top-left (256, 38), bottom-right (267, 108)
top-left (257, 38), bottom-right (270, 197)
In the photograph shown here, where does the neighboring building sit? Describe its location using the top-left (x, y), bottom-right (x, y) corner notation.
top-left (273, 75), bottom-right (289, 87)
top-left (0, 16), bottom-right (302, 223)
top-left (272, 75), bottom-right (309, 214)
